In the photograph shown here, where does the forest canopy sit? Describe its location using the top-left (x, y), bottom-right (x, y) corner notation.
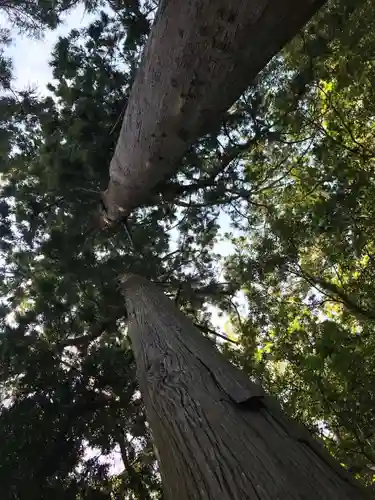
top-left (0, 0), bottom-right (374, 497)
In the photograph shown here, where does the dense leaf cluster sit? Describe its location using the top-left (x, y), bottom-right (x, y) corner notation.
top-left (0, 0), bottom-right (374, 497)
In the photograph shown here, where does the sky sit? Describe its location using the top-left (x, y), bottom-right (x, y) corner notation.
top-left (0, 6), bottom-right (125, 475)
top-left (2, 5), bottom-right (93, 94)
top-left (1, 3), bottom-right (245, 325)
top-left (2, 8), bottom-right (125, 474)
top-left (0, 0), bottom-right (247, 475)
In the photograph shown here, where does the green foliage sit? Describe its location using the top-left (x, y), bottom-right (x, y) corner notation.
top-left (0, 0), bottom-right (223, 497)
top-left (0, 0), bottom-right (106, 35)
top-left (2, 0), bottom-right (375, 496)
top-left (222, 0), bottom-right (375, 488)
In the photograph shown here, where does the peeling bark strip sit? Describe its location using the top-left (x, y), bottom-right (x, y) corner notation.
top-left (121, 275), bottom-right (369, 500)
top-left (103, 0), bottom-right (327, 219)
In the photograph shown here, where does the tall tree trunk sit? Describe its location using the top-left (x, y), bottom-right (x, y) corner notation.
top-left (103, 0), bottom-right (327, 220)
top-left (121, 275), bottom-right (370, 500)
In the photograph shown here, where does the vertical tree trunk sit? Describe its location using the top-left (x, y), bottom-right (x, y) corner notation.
top-left (104, 0), bottom-right (327, 220)
top-left (121, 275), bottom-right (370, 500)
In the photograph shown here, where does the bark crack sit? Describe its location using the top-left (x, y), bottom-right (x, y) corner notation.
top-left (182, 335), bottom-right (263, 408)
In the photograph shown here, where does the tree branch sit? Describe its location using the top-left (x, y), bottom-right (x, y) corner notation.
top-left (193, 321), bottom-right (238, 344)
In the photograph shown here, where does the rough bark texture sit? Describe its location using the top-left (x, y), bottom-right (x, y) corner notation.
top-left (121, 275), bottom-right (371, 500)
top-left (103, 0), bottom-right (327, 220)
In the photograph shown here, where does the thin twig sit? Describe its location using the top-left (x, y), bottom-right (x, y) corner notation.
top-left (193, 321), bottom-right (238, 344)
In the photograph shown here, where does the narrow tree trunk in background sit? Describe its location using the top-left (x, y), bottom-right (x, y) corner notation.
top-left (121, 275), bottom-right (370, 500)
top-left (103, 0), bottom-right (327, 220)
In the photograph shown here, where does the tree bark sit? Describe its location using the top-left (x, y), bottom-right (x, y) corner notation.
top-left (121, 274), bottom-right (370, 500)
top-left (103, 0), bottom-right (327, 220)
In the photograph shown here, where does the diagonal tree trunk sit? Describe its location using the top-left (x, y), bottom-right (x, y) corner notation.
top-left (121, 274), bottom-right (371, 500)
top-left (103, 0), bottom-right (327, 220)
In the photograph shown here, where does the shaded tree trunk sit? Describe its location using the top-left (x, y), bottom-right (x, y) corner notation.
top-left (103, 0), bottom-right (327, 220)
top-left (121, 275), bottom-right (370, 500)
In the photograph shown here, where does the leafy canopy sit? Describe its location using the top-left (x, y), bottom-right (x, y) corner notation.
top-left (1, 0), bottom-right (375, 496)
